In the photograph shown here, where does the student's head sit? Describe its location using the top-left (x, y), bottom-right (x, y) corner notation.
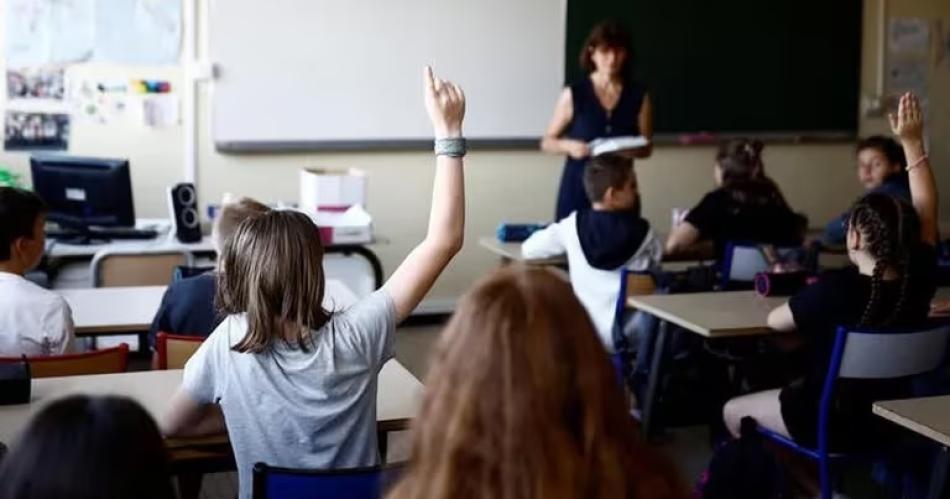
top-left (0, 395), bottom-right (174, 499)
top-left (580, 20), bottom-right (631, 78)
top-left (583, 154), bottom-right (638, 211)
top-left (714, 138), bottom-right (764, 187)
top-left (216, 210), bottom-right (331, 353)
top-left (390, 266), bottom-right (680, 499)
top-left (211, 196), bottom-right (271, 251)
top-left (0, 187), bottom-right (47, 272)
top-left (855, 135), bottom-right (906, 191)
top-left (847, 192), bottom-right (921, 326)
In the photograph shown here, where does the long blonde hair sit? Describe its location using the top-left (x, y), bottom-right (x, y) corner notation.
top-left (389, 266), bottom-right (683, 499)
top-left (216, 210), bottom-right (332, 353)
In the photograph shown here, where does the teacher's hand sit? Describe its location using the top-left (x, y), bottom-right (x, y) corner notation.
top-left (564, 140), bottom-right (591, 160)
top-left (424, 66), bottom-right (465, 139)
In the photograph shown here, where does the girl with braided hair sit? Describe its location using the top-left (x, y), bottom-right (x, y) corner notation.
top-left (722, 93), bottom-right (938, 451)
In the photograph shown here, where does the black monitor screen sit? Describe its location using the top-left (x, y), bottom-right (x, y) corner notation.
top-left (30, 155), bottom-right (135, 229)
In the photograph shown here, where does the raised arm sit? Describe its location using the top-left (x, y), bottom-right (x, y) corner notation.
top-left (890, 93), bottom-right (938, 245)
top-left (382, 67), bottom-right (466, 323)
top-left (540, 88), bottom-right (590, 160)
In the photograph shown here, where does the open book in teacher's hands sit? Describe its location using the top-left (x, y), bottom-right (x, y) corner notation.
top-left (588, 136), bottom-right (650, 157)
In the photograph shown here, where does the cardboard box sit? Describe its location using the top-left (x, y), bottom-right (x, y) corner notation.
top-left (307, 205), bottom-right (373, 245)
top-left (299, 168), bottom-right (366, 212)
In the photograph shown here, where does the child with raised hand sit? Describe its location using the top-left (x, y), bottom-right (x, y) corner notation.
top-left (823, 135), bottom-right (910, 245)
top-left (723, 93), bottom-right (938, 451)
top-left (161, 66), bottom-right (466, 499)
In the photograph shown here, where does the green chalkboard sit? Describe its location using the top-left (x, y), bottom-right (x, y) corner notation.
top-left (566, 0), bottom-right (863, 137)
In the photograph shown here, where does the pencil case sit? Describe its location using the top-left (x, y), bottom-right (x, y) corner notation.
top-left (0, 357), bottom-right (31, 406)
top-left (496, 223), bottom-right (546, 242)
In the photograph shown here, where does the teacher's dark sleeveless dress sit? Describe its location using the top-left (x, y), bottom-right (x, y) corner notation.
top-left (555, 78), bottom-right (646, 220)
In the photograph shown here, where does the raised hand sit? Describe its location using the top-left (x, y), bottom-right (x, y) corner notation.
top-left (424, 66), bottom-right (465, 139)
top-left (889, 92), bottom-right (924, 145)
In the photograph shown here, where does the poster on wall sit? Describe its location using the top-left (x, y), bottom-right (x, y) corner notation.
top-left (5, 0), bottom-right (180, 66)
top-left (4, 111), bottom-right (70, 151)
top-left (3, 0), bottom-right (95, 66)
top-left (93, 0), bottom-right (182, 64)
top-left (6, 68), bottom-right (65, 100)
top-left (888, 18), bottom-right (931, 55)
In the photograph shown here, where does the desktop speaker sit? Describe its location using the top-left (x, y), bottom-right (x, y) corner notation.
top-left (167, 183), bottom-right (202, 243)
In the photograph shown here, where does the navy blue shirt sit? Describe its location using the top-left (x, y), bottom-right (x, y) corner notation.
top-left (148, 273), bottom-right (221, 349)
top-left (555, 77), bottom-right (646, 220)
top-left (823, 174), bottom-right (911, 245)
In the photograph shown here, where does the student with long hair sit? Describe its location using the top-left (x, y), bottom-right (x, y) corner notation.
top-left (389, 267), bottom-right (684, 499)
top-left (0, 395), bottom-right (174, 499)
top-left (161, 66), bottom-right (467, 498)
top-left (723, 93), bottom-right (938, 450)
top-left (665, 139), bottom-right (805, 260)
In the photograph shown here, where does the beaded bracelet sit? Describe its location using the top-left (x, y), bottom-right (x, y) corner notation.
top-left (906, 154), bottom-right (929, 171)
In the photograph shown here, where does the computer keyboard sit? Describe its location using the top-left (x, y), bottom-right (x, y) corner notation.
top-left (46, 228), bottom-right (159, 241)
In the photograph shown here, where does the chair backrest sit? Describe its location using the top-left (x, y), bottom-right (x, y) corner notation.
top-left (0, 344), bottom-right (129, 378)
top-left (720, 243), bottom-right (802, 288)
top-left (252, 463), bottom-right (403, 499)
top-left (173, 265), bottom-right (215, 282)
top-left (815, 324), bottom-right (950, 455)
top-left (833, 325), bottom-right (950, 380)
top-left (155, 332), bottom-right (204, 370)
top-left (612, 270), bottom-right (656, 349)
top-left (91, 250), bottom-right (191, 287)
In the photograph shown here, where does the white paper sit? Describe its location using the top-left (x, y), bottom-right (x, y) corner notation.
top-left (94, 0), bottom-right (181, 64)
top-left (887, 59), bottom-right (928, 95)
top-left (889, 18), bottom-right (931, 55)
top-left (4, 0), bottom-right (95, 66)
top-left (69, 77), bottom-right (129, 125)
top-left (588, 136), bottom-right (650, 157)
top-left (142, 94), bottom-right (179, 127)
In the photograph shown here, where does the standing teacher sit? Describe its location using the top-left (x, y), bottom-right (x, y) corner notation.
top-left (541, 20), bottom-right (654, 221)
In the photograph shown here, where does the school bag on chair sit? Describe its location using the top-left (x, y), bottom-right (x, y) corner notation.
top-left (695, 417), bottom-right (785, 499)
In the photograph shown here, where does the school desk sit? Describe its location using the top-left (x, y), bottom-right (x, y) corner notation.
top-left (478, 235), bottom-right (707, 272)
top-left (627, 291), bottom-right (784, 437)
top-left (874, 396), bottom-right (950, 499)
top-left (630, 286), bottom-right (950, 439)
top-left (61, 279), bottom-right (358, 336)
top-left (0, 361), bottom-right (422, 470)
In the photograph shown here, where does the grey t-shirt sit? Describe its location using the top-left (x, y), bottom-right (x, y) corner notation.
top-left (182, 289), bottom-right (396, 499)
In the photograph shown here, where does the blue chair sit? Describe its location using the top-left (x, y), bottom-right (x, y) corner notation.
top-left (719, 242), bottom-right (804, 290)
top-left (172, 265), bottom-right (215, 282)
top-left (252, 463), bottom-right (403, 499)
top-left (757, 324), bottom-right (950, 499)
top-left (611, 269), bottom-right (657, 382)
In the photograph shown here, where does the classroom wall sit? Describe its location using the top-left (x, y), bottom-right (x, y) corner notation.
top-left (1, 0), bottom-right (948, 308)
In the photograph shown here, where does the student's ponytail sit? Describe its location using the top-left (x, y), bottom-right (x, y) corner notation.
top-left (716, 138), bottom-right (787, 209)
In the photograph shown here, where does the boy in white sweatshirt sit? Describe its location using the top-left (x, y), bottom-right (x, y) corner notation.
top-left (523, 155), bottom-right (661, 352)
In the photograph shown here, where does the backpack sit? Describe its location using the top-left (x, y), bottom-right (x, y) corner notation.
top-left (695, 417), bottom-right (785, 499)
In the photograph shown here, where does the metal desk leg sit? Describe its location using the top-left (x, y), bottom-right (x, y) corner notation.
top-left (641, 320), bottom-right (670, 440)
top-left (928, 446), bottom-right (950, 499)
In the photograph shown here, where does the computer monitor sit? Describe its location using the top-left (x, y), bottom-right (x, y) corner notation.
top-left (30, 154), bottom-right (135, 232)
